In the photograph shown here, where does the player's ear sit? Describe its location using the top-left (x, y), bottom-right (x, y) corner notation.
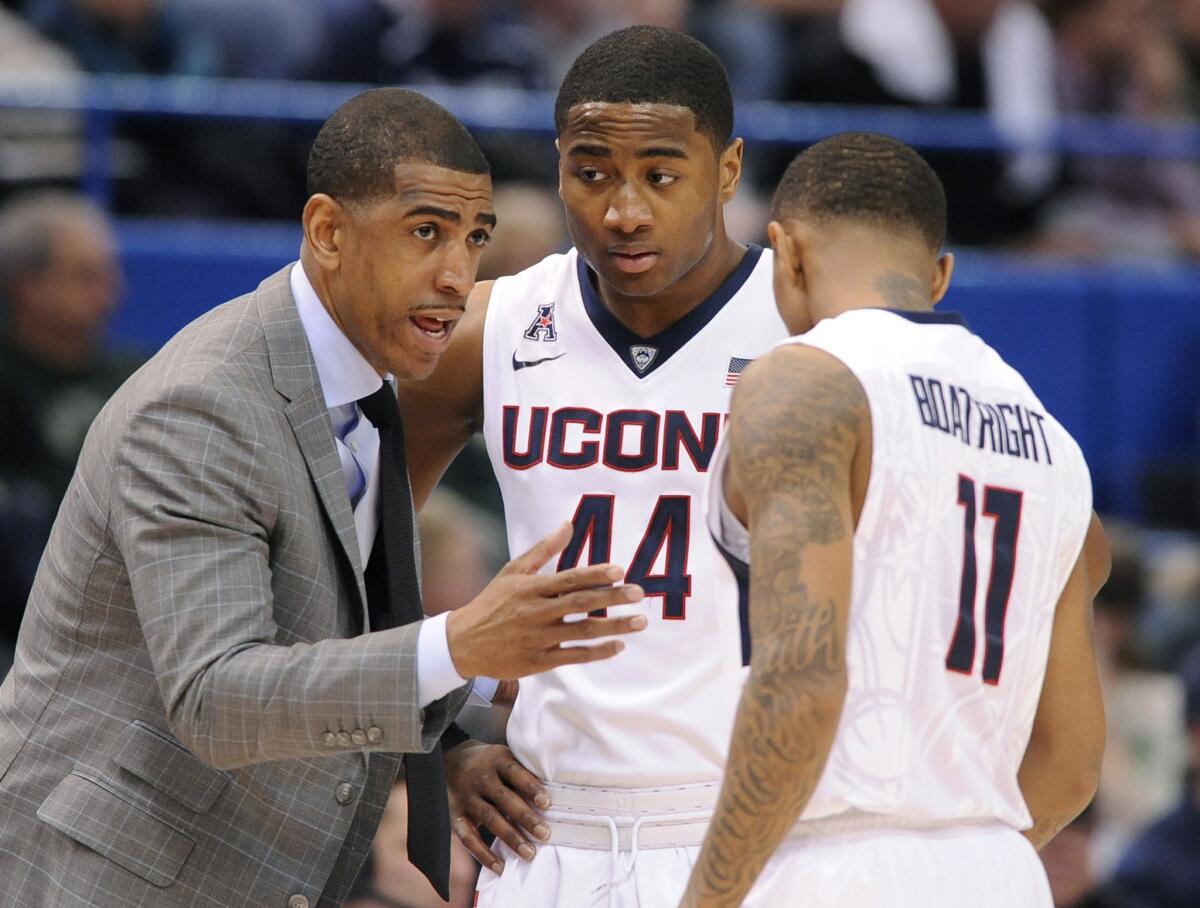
top-left (718, 138), bottom-right (743, 203)
top-left (769, 219), bottom-right (810, 332)
top-left (931, 252), bottom-right (954, 305)
top-left (302, 193), bottom-right (346, 273)
top-left (555, 137), bottom-right (565, 199)
top-left (767, 220), bottom-right (805, 290)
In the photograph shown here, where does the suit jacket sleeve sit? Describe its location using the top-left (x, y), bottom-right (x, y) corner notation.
top-left (111, 380), bottom-right (468, 769)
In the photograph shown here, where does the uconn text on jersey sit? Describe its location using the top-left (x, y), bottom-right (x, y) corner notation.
top-left (501, 406), bottom-right (724, 472)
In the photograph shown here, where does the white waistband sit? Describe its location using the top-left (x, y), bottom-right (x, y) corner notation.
top-left (540, 781), bottom-right (718, 850)
top-left (541, 781), bottom-right (1004, 851)
top-left (542, 780), bottom-right (721, 816)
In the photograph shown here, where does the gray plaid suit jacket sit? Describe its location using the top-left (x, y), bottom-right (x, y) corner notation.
top-left (0, 266), bottom-right (470, 907)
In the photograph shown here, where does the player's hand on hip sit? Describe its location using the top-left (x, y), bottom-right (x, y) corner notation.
top-left (446, 740), bottom-right (551, 871)
top-left (445, 521), bottom-right (646, 679)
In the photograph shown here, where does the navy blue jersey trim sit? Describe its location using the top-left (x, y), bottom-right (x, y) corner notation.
top-left (711, 531), bottom-right (752, 666)
top-left (576, 245), bottom-right (764, 379)
top-left (883, 308), bottom-right (969, 328)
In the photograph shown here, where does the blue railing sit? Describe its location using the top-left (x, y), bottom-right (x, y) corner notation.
top-left (3, 74), bottom-right (1200, 206)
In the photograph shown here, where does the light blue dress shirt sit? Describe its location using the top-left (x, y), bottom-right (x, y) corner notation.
top-left (290, 263), bottom-right (471, 709)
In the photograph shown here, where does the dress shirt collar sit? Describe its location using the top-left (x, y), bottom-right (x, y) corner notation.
top-left (290, 262), bottom-right (389, 408)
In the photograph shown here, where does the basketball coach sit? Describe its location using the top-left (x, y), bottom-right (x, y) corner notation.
top-left (0, 89), bottom-right (645, 908)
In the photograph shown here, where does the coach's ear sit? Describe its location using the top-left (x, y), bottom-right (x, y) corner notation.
top-left (302, 193), bottom-right (343, 273)
top-left (931, 252), bottom-right (954, 305)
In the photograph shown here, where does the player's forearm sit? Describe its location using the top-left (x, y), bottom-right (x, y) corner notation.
top-left (681, 632), bottom-right (847, 907)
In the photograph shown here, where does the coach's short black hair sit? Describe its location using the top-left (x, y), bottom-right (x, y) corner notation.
top-left (554, 26), bottom-right (734, 150)
top-left (306, 88), bottom-right (489, 205)
top-left (772, 133), bottom-right (947, 249)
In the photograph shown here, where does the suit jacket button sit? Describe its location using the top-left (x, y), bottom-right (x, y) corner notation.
top-left (351, 728), bottom-right (367, 746)
top-left (366, 726), bottom-right (383, 744)
top-left (335, 782), bottom-right (356, 805)
top-left (287, 896), bottom-right (310, 908)
top-left (336, 731), bottom-right (352, 747)
top-left (322, 732), bottom-right (337, 748)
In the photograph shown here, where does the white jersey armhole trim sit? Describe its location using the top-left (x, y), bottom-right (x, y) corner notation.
top-left (479, 274), bottom-right (509, 445)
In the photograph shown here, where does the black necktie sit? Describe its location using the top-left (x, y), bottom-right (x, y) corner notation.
top-left (357, 382), bottom-right (452, 900)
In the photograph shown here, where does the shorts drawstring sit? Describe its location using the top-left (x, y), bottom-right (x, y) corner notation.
top-left (579, 815), bottom-right (646, 908)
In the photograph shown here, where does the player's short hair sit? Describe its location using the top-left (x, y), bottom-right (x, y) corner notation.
top-left (554, 26), bottom-right (734, 150)
top-left (772, 133), bottom-right (947, 250)
top-left (306, 88), bottom-right (489, 205)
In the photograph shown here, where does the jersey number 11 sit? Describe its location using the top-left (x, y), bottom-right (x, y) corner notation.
top-left (945, 475), bottom-right (1023, 685)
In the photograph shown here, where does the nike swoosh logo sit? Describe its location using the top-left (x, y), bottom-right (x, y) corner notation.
top-left (512, 351), bottom-right (566, 371)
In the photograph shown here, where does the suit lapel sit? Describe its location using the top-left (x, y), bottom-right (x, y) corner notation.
top-left (255, 266), bottom-right (369, 627)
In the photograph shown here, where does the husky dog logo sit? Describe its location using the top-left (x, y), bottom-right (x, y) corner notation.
top-left (523, 303), bottom-right (558, 342)
top-left (630, 345), bottom-right (658, 373)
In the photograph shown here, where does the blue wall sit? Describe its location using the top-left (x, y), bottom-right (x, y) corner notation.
top-left (949, 253), bottom-right (1198, 516)
top-left (110, 221), bottom-right (1198, 519)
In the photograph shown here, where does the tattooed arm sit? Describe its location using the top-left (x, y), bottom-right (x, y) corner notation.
top-left (1017, 513), bottom-right (1109, 850)
top-left (679, 345), bottom-right (867, 908)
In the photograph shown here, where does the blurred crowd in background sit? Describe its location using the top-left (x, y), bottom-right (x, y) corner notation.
top-left (1, 0), bottom-right (1200, 256)
top-left (2, 1), bottom-right (1200, 907)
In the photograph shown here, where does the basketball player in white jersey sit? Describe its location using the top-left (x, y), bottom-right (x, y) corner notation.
top-left (398, 26), bottom-right (788, 908)
top-left (679, 133), bottom-right (1110, 908)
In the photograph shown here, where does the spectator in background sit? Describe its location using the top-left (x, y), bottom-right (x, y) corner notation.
top-left (1040, 0), bottom-right (1200, 259)
top-left (417, 488), bottom-right (504, 619)
top-left (0, 4), bottom-right (79, 207)
top-left (1141, 536), bottom-right (1200, 669)
top-left (315, 0), bottom-right (548, 89)
top-left (524, 0), bottom-right (625, 85)
top-left (21, 0), bottom-right (305, 216)
top-left (1090, 521), bottom-right (1187, 876)
top-left (21, 0), bottom-right (218, 77)
top-left (314, 0), bottom-right (555, 184)
top-left (1176, 0), bottom-right (1200, 111)
top-left (1108, 645), bottom-right (1200, 908)
top-left (0, 2), bottom-right (75, 73)
top-left (774, 0), bottom-right (1059, 246)
top-left (1040, 805), bottom-right (1126, 908)
top-left (707, 0), bottom-right (840, 101)
top-left (177, 0), bottom-right (319, 80)
top-left (0, 192), bottom-right (141, 635)
top-left (346, 772), bottom-right (479, 908)
top-left (476, 183), bottom-right (565, 283)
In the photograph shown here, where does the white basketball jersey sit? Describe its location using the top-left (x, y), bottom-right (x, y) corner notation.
top-left (482, 246), bottom-right (788, 787)
top-left (706, 308), bottom-right (1092, 830)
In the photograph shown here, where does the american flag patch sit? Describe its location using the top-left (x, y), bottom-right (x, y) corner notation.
top-left (725, 356), bottom-right (753, 387)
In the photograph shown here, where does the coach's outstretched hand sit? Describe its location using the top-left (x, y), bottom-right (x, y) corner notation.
top-left (445, 521), bottom-right (645, 680)
top-left (446, 741), bottom-right (549, 872)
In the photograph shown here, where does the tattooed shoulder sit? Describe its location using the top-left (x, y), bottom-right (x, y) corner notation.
top-left (729, 344), bottom-right (867, 542)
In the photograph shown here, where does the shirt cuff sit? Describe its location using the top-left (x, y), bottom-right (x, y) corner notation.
top-left (468, 676), bottom-right (500, 707)
top-left (416, 611), bottom-right (468, 708)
